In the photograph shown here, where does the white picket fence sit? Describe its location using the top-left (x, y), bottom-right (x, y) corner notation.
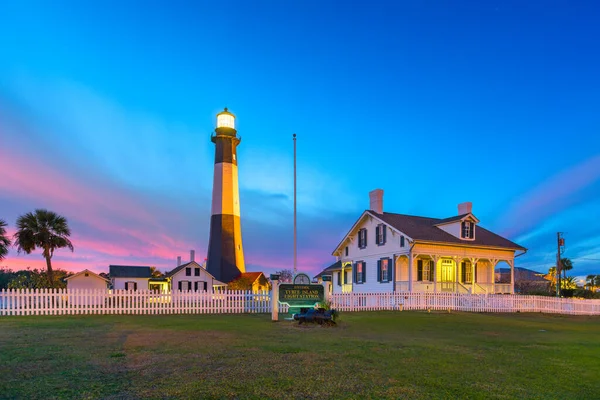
top-left (0, 289), bottom-right (285, 316)
top-left (330, 292), bottom-right (600, 315)
top-left (1, 289), bottom-right (599, 316)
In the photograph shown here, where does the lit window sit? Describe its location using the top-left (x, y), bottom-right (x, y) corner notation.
top-left (356, 261), bottom-right (365, 284)
top-left (380, 259), bottom-right (389, 282)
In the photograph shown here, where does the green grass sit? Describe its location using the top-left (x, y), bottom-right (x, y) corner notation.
top-left (1, 312), bottom-right (599, 399)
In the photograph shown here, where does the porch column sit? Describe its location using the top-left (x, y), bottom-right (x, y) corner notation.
top-left (408, 251), bottom-right (414, 292)
top-left (509, 259), bottom-right (515, 294)
top-left (470, 258), bottom-right (478, 294)
top-left (490, 259), bottom-right (498, 294)
top-left (454, 257), bottom-right (459, 292)
top-left (432, 255), bottom-right (439, 293)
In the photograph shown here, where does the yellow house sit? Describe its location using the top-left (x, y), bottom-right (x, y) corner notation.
top-left (326, 189), bottom-right (526, 294)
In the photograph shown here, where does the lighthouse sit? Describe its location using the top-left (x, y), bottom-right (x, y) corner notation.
top-left (206, 108), bottom-right (246, 282)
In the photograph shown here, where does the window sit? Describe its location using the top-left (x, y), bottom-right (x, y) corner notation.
top-left (358, 228), bottom-right (367, 249)
top-left (194, 268), bottom-right (200, 276)
top-left (355, 261), bottom-right (366, 284)
top-left (400, 236), bottom-right (405, 247)
top-left (345, 246), bottom-right (348, 256)
top-left (178, 281), bottom-right (192, 291)
top-left (375, 224), bottom-right (386, 246)
top-left (417, 260), bottom-right (434, 281)
top-left (461, 221), bottom-right (475, 239)
top-left (125, 281), bottom-right (138, 291)
top-left (185, 267), bottom-right (191, 276)
top-left (461, 262), bottom-right (473, 283)
top-left (378, 258), bottom-right (390, 282)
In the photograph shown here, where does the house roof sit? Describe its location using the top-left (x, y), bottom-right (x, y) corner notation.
top-left (314, 261), bottom-right (342, 279)
top-left (65, 269), bottom-right (110, 282)
top-left (497, 267), bottom-right (548, 281)
top-left (370, 211), bottom-right (526, 251)
top-left (109, 265), bottom-right (152, 278)
top-left (165, 261), bottom-right (212, 278)
top-left (434, 213), bottom-right (471, 225)
top-left (236, 272), bottom-right (264, 283)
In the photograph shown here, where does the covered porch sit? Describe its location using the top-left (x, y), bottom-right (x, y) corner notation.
top-left (395, 252), bottom-right (515, 294)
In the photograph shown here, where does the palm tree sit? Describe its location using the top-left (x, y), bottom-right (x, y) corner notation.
top-left (0, 219), bottom-right (11, 262)
top-left (13, 209), bottom-right (74, 287)
top-left (586, 275), bottom-right (599, 291)
top-left (560, 258), bottom-right (573, 280)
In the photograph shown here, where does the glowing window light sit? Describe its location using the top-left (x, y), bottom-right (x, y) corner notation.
top-left (217, 113), bottom-right (235, 129)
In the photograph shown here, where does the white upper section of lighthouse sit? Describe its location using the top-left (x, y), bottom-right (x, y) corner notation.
top-left (217, 113), bottom-right (235, 129)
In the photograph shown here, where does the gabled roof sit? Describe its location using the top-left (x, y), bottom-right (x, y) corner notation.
top-left (333, 209), bottom-right (526, 255)
top-left (372, 211), bottom-right (525, 250)
top-left (314, 261), bottom-right (341, 280)
top-left (65, 269), bottom-right (110, 282)
top-left (109, 265), bottom-right (152, 278)
top-left (434, 213), bottom-right (479, 225)
top-left (233, 272), bottom-right (264, 284)
top-left (165, 261), bottom-right (212, 278)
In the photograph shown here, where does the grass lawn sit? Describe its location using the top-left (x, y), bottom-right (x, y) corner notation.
top-left (0, 312), bottom-right (599, 399)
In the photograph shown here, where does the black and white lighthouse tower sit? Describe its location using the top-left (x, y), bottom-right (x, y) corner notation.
top-left (206, 108), bottom-right (245, 282)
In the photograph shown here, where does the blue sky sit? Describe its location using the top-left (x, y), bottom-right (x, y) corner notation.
top-left (0, 0), bottom-right (599, 277)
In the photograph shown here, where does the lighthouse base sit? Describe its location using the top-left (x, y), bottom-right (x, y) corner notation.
top-left (206, 214), bottom-right (245, 283)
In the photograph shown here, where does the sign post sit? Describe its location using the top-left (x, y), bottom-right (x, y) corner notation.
top-left (270, 274), bottom-right (280, 321)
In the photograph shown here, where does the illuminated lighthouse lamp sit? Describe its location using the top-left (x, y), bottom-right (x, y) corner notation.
top-left (216, 108), bottom-right (236, 130)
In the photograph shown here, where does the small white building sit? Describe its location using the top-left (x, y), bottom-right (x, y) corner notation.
top-left (65, 269), bottom-right (109, 291)
top-left (109, 265), bottom-right (152, 291)
top-left (167, 261), bottom-right (219, 292)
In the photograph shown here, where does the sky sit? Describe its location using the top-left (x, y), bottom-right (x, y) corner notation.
top-left (0, 1), bottom-right (599, 278)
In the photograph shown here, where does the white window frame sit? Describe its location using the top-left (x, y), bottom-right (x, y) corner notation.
top-left (377, 224), bottom-right (385, 245)
top-left (356, 262), bottom-right (364, 284)
top-left (380, 259), bottom-right (389, 282)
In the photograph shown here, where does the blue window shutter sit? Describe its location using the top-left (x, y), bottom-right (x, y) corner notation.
top-left (353, 263), bottom-right (358, 283)
top-left (461, 262), bottom-right (466, 283)
top-left (375, 226), bottom-right (380, 245)
top-left (417, 260), bottom-right (423, 281)
top-left (364, 229), bottom-right (367, 247)
top-left (337, 272), bottom-right (341, 286)
top-left (383, 226), bottom-right (387, 245)
top-left (461, 222), bottom-right (465, 238)
top-left (469, 222), bottom-right (475, 239)
top-left (194, 281), bottom-right (198, 292)
top-left (377, 259), bottom-right (381, 282)
top-left (400, 236), bottom-right (405, 247)
top-left (178, 281), bottom-right (182, 291)
top-left (475, 262), bottom-right (478, 283)
top-left (203, 282), bottom-right (208, 291)
top-left (387, 258), bottom-right (392, 282)
top-left (134, 282), bottom-right (138, 291)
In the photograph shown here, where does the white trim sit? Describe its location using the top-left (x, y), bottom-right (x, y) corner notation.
top-left (65, 269), bottom-right (109, 282)
top-left (331, 211), bottom-right (415, 256)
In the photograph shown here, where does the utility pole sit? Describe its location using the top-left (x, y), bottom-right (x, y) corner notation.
top-left (556, 232), bottom-right (563, 297)
top-left (293, 133), bottom-right (297, 277)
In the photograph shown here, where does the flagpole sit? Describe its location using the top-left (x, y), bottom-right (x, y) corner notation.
top-left (293, 133), bottom-right (297, 277)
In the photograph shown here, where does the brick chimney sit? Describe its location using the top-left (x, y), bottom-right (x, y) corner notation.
top-left (458, 202), bottom-right (472, 215)
top-left (177, 256), bottom-right (182, 266)
top-left (190, 250), bottom-right (195, 262)
top-left (369, 189), bottom-right (384, 214)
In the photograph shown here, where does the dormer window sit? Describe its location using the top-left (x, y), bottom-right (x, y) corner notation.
top-left (461, 221), bottom-right (475, 239)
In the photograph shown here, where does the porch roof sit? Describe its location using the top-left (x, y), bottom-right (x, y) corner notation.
top-left (370, 211), bottom-right (526, 251)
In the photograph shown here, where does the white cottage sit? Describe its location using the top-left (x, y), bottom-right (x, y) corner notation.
top-left (65, 269), bottom-right (109, 291)
top-left (109, 265), bottom-right (152, 291)
top-left (166, 261), bottom-right (221, 292)
top-left (319, 189), bottom-right (526, 295)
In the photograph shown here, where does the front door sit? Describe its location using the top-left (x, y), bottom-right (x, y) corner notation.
top-left (440, 259), bottom-right (455, 292)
